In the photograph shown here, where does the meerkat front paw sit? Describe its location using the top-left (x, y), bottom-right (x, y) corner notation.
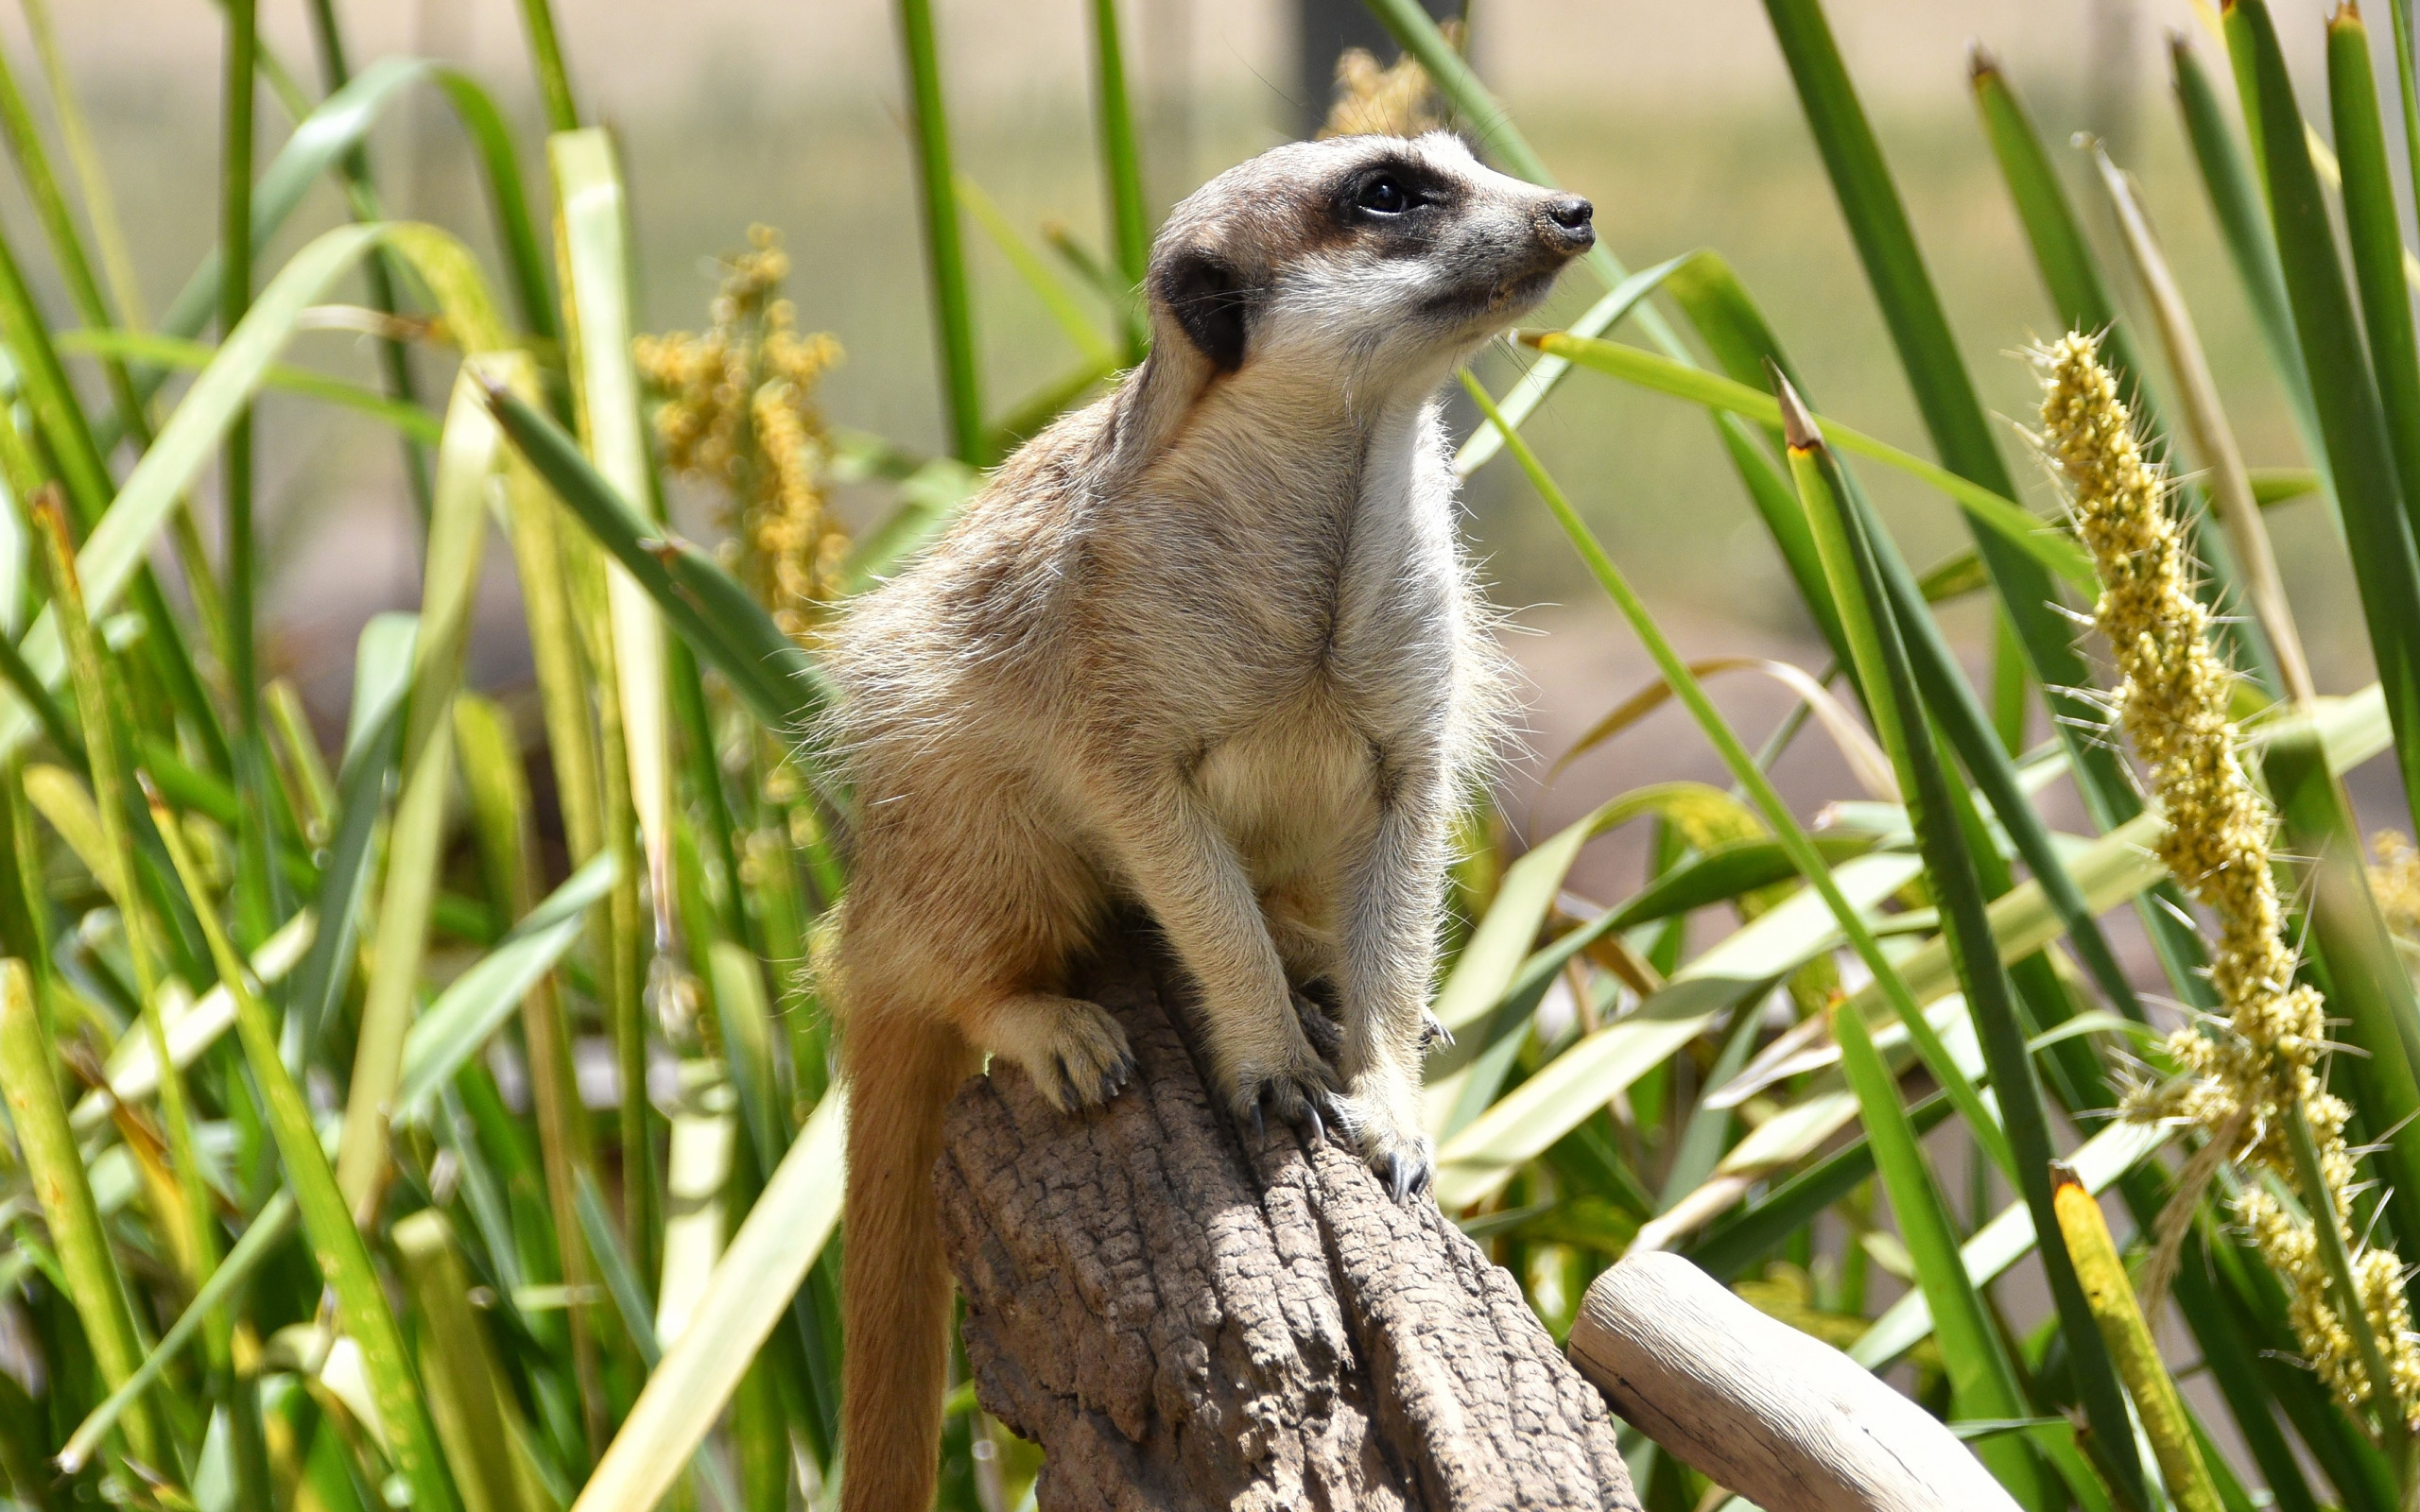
top-left (1357, 1114), bottom-right (1434, 1203)
top-left (1340, 1067), bottom-right (1433, 1202)
top-left (1224, 1031), bottom-right (1341, 1146)
top-left (990, 994), bottom-right (1136, 1114)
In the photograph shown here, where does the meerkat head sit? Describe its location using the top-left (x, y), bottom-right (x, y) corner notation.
top-left (1145, 132), bottom-right (1594, 395)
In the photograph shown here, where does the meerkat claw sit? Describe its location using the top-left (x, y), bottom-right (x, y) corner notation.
top-left (1421, 1010), bottom-right (1454, 1051)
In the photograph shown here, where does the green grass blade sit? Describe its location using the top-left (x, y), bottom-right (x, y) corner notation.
top-left (1968, 46), bottom-right (2136, 380)
top-left (1761, 0), bottom-right (2006, 489)
top-left (71, 911), bottom-right (314, 1133)
top-left (0, 206), bottom-right (229, 776)
top-left (219, 14), bottom-right (280, 979)
top-left (705, 940), bottom-right (783, 1172)
top-left (19, 0), bottom-right (143, 331)
top-left (58, 1194), bottom-right (298, 1474)
top-left (480, 381), bottom-right (823, 731)
top-left (1760, 0), bottom-right (2151, 885)
top-left (1428, 782), bottom-right (1737, 1041)
top-left (956, 175), bottom-right (1121, 371)
top-left (896, 0), bottom-right (983, 464)
top-left (0, 957), bottom-right (169, 1470)
top-left (334, 356), bottom-right (527, 1216)
top-left (2329, 6), bottom-right (2420, 729)
top-left (395, 1210), bottom-right (537, 1512)
top-left (2093, 143), bottom-right (2315, 703)
top-left (0, 220), bottom-right (507, 765)
top-left (2265, 716), bottom-right (2420, 1275)
top-left (1681, 1087), bottom-right (1951, 1280)
top-left (1655, 253), bottom-right (1856, 670)
top-left (450, 689), bottom-right (607, 1452)
top-left (1850, 1119), bottom-right (2167, 1369)
top-left (299, 0), bottom-right (438, 525)
top-left (1423, 783), bottom-right (1772, 1136)
top-left (1834, 996), bottom-right (2049, 1503)
top-left (550, 126), bottom-right (682, 1059)
top-left (0, 212), bottom-right (128, 525)
top-left (1435, 848), bottom-right (1925, 1205)
top-left (2170, 28), bottom-right (2325, 476)
top-left (1649, 266), bottom-right (2150, 1022)
top-left (513, 0), bottom-right (580, 132)
top-left (0, 34), bottom-right (141, 443)
top-left (32, 494), bottom-right (222, 1312)
top-left (394, 852), bottom-right (616, 1123)
top-left (145, 783), bottom-right (462, 1512)
top-left (576, 1167), bottom-right (663, 1366)
top-left (147, 58), bottom-right (554, 365)
top-left (564, 1088), bottom-right (846, 1512)
top-left (2396, 0), bottom-right (2420, 280)
top-left (1085, 0), bottom-right (1149, 358)
top-left (2054, 1167), bottom-right (2228, 1512)
top-left (1453, 253), bottom-right (1688, 477)
top-left (2237, 0), bottom-right (2420, 837)
top-left (1971, 45), bottom-right (2282, 696)
top-left (285, 612), bottom-right (413, 1063)
top-left (62, 327), bottom-right (443, 442)
top-left (1785, 381), bottom-right (2142, 1500)
top-left (1528, 333), bottom-right (2095, 589)
top-left (1461, 373), bottom-right (2011, 1179)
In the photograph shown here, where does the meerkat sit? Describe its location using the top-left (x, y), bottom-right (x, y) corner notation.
top-left (818, 131), bottom-right (1595, 1510)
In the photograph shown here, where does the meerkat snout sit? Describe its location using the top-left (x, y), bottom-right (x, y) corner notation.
top-left (1538, 193), bottom-right (1595, 253)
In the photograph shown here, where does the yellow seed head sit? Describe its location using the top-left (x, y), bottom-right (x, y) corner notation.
top-left (1318, 25), bottom-right (1459, 139)
top-left (634, 226), bottom-right (846, 639)
top-left (2035, 331), bottom-right (2420, 1422)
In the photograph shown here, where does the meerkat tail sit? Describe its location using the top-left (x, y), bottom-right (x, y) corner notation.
top-left (838, 1005), bottom-right (977, 1512)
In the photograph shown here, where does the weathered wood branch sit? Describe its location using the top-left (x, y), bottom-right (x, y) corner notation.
top-left (1569, 1252), bottom-right (2024, 1512)
top-left (935, 928), bottom-right (1642, 1510)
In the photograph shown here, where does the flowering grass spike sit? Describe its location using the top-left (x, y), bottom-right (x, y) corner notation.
top-left (2035, 331), bottom-right (2420, 1423)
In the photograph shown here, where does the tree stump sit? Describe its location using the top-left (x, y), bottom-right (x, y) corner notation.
top-left (935, 928), bottom-right (1642, 1511)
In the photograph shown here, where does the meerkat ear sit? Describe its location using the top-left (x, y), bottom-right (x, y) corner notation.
top-left (1156, 248), bottom-right (1254, 373)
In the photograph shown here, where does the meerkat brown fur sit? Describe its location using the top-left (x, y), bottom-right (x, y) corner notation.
top-left (820, 132), bottom-right (1594, 1509)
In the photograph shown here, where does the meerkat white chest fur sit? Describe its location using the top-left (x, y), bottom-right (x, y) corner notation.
top-left (821, 129), bottom-right (1594, 1512)
top-left (1101, 386), bottom-right (1469, 882)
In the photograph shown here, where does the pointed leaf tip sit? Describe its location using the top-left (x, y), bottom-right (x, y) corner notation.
top-left (2330, 0), bottom-right (2361, 27)
top-left (2049, 1159), bottom-right (2084, 1193)
top-left (1767, 360), bottom-right (1820, 452)
top-left (1967, 40), bottom-right (2001, 84)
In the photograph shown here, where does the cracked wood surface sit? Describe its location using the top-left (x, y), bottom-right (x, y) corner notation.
top-left (936, 929), bottom-right (1642, 1511)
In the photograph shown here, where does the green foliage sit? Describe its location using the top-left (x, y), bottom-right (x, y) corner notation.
top-left (7, 3), bottom-right (2420, 1512)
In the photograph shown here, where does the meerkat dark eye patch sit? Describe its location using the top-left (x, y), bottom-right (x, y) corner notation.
top-left (1157, 248), bottom-right (1255, 373)
top-left (1357, 175), bottom-right (1410, 214)
top-left (1336, 161), bottom-right (1445, 233)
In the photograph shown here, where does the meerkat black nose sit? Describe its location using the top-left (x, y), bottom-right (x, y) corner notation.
top-left (1539, 195), bottom-right (1595, 253)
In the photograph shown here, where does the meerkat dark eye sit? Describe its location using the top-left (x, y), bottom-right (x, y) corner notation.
top-left (1357, 175), bottom-right (1411, 215)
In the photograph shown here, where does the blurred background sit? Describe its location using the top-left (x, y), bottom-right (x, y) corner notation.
top-left (26, 0), bottom-right (2384, 906)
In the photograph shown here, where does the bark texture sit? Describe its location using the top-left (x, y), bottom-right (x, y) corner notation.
top-left (936, 929), bottom-right (1642, 1512)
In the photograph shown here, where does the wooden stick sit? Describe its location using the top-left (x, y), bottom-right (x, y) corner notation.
top-left (1568, 1251), bottom-right (2022, 1512)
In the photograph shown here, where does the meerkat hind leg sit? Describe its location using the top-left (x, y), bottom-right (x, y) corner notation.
top-left (966, 990), bottom-right (1137, 1113)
